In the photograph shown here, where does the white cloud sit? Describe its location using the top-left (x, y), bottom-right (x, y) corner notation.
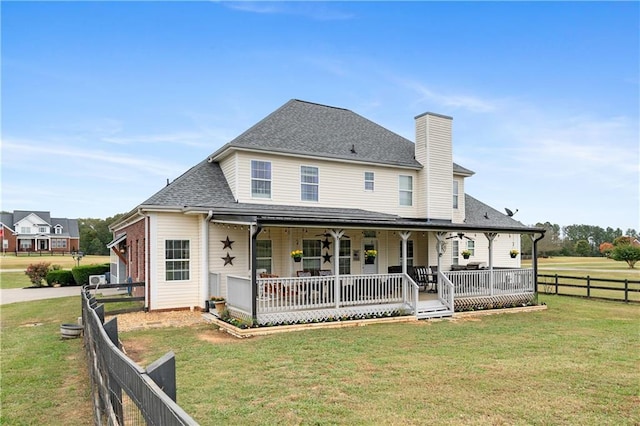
top-left (397, 79), bottom-right (498, 113)
top-left (222, 2), bottom-right (354, 21)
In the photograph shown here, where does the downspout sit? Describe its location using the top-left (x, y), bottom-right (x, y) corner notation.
top-left (251, 223), bottom-right (262, 324)
top-left (201, 210), bottom-right (213, 310)
top-left (532, 232), bottom-right (546, 303)
top-left (133, 208), bottom-right (150, 311)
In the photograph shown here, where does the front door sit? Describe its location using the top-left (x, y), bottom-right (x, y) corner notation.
top-left (363, 239), bottom-right (378, 274)
top-left (39, 239), bottom-right (48, 250)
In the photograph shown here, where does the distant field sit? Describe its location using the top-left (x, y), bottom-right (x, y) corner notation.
top-left (0, 255), bottom-right (110, 270)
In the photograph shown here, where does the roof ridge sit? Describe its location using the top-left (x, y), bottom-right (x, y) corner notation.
top-left (291, 99), bottom-right (350, 111)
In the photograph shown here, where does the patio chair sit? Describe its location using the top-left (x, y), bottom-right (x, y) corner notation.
top-left (296, 270), bottom-right (312, 277)
top-left (411, 266), bottom-right (430, 292)
top-left (428, 266), bottom-right (438, 292)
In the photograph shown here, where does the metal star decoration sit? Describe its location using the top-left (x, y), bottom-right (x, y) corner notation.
top-left (221, 236), bottom-right (234, 250)
top-left (322, 253), bottom-right (333, 264)
top-left (222, 252), bottom-right (235, 266)
top-left (322, 237), bottom-right (332, 250)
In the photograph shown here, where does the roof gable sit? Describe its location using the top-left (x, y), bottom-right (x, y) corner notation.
top-left (14, 211), bottom-right (51, 227)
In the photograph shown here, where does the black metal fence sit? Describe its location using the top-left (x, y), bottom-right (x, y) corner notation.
top-left (81, 286), bottom-right (198, 425)
top-left (537, 274), bottom-right (640, 303)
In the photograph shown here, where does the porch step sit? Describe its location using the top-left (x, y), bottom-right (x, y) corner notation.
top-left (416, 300), bottom-right (453, 320)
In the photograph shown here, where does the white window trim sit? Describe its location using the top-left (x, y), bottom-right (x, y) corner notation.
top-left (452, 241), bottom-right (459, 265)
top-left (256, 239), bottom-right (273, 273)
top-left (453, 180), bottom-right (459, 209)
top-left (300, 165), bottom-right (319, 202)
top-left (165, 239), bottom-right (190, 281)
top-left (250, 160), bottom-right (272, 199)
top-left (399, 175), bottom-right (413, 206)
top-left (364, 171), bottom-right (374, 191)
top-left (467, 240), bottom-right (475, 256)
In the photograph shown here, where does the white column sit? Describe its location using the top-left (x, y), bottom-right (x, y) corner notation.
top-left (399, 232), bottom-right (411, 275)
top-left (330, 229), bottom-right (344, 309)
top-left (484, 232), bottom-right (497, 296)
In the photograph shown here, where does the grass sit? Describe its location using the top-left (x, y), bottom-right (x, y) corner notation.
top-left (0, 254), bottom-right (110, 270)
top-left (118, 295), bottom-right (639, 425)
top-left (0, 296), bottom-right (93, 425)
top-left (523, 257), bottom-right (640, 302)
top-left (0, 272), bottom-right (33, 289)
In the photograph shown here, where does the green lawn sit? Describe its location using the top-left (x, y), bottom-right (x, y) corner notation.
top-left (0, 271), bottom-right (32, 289)
top-left (3, 294), bottom-right (638, 425)
top-left (119, 295), bottom-right (639, 425)
top-left (0, 296), bottom-right (92, 425)
top-left (0, 254), bottom-right (110, 270)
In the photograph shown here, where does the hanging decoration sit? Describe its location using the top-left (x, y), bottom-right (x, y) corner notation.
top-left (322, 237), bottom-right (332, 250)
top-left (221, 236), bottom-right (234, 250)
top-left (222, 252), bottom-right (235, 266)
top-left (322, 253), bottom-right (333, 264)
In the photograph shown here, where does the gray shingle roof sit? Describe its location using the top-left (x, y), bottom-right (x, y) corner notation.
top-left (13, 210), bottom-right (51, 225)
top-left (211, 99), bottom-right (473, 171)
top-left (51, 218), bottom-right (80, 238)
top-left (142, 160), bottom-right (237, 207)
top-left (464, 194), bottom-right (529, 229)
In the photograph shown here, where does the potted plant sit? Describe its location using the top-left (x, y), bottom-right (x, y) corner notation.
top-left (461, 250), bottom-right (471, 259)
top-left (364, 249), bottom-right (377, 264)
top-left (290, 249), bottom-right (303, 262)
top-left (210, 296), bottom-right (226, 315)
top-left (510, 249), bottom-right (519, 259)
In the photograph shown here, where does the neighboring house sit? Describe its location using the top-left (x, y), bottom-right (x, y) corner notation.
top-left (0, 210), bottom-right (80, 253)
top-left (109, 99), bottom-right (545, 323)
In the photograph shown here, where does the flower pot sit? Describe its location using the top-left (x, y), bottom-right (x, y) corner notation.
top-left (293, 257), bottom-right (301, 263)
top-left (462, 255), bottom-right (470, 259)
top-left (510, 253), bottom-right (517, 259)
top-left (365, 256), bottom-right (375, 264)
top-left (214, 300), bottom-right (226, 315)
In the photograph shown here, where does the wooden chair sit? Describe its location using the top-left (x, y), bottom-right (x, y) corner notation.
top-left (296, 270), bottom-right (312, 277)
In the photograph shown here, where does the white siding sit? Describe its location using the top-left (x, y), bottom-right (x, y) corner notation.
top-left (454, 233), bottom-right (522, 268)
top-left (233, 152), bottom-right (421, 217)
top-left (452, 176), bottom-right (466, 224)
top-left (151, 213), bottom-right (202, 310)
top-left (219, 153), bottom-right (238, 200)
top-left (209, 223), bottom-right (251, 297)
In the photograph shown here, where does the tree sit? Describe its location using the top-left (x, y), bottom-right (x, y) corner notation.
top-left (599, 242), bottom-right (614, 257)
top-left (78, 213), bottom-right (127, 255)
top-left (574, 240), bottom-right (591, 257)
top-left (610, 245), bottom-right (640, 269)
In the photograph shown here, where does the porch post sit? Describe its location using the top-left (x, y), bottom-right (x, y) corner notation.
top-left (330, 229), bottom-right (344, 309)
top-left (250, 224), bottom-right (262, 324)
top-left (484, 233), bottom-right (497, 296)
top-left (399, 232), bottom-right (411, 275)
top-left (435, 232), bottom-right (447, 272)
top-left (531, 232), bottom-right (545, 300)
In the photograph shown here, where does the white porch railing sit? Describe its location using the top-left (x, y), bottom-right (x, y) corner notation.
top-left (445, 268), bottom-right (534, 297)
top-left (438, 271), bottom-right (454, 311)
top-left (227, 275), bottom-right (252, 314)
top-left (257, 273), bottom-right (413, 313)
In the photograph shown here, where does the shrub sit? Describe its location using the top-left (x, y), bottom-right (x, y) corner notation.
top-left (71, 263), bottom-right (110, 286)
top-left (610, 244), bottom-right (640, 269)
top-left (50, 264), bottom-right (62, 271)
top-left (45, 270), bottom-right (77, 286)
top-left (25, 262), bottom-right (51, 287)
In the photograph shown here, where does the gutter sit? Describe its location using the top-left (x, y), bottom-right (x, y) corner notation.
top-left (201, 210), bottom-right (214, 309)
top-left (532, 231), bottom-right (546, 302)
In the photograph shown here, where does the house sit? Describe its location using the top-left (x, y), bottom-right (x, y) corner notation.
top-left (0, 210), bottom-right (80, 253)
top-left (109, 99), bottom-right (545, 323)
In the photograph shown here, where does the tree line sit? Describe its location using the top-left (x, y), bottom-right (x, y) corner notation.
top-left (521, 223), bottom-right (638, 258)
top-left (78, 213), bottom-right (126, 255)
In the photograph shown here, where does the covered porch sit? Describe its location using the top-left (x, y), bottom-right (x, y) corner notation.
top-left (208, 218), bottom-right (543, 325)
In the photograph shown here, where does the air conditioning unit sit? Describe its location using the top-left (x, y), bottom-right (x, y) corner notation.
top-left (89, 274), bottom-right (107, 286)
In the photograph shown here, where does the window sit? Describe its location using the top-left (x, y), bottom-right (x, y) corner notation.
top-left (52, 239), bottom-right (67, 248)
top-left (453, 180), bottom-right (459, 209)
top-left (302, 239), bottom-right (322, 271)
top-left (400, 240), bottom-right (414, 267)
top-left (55, 226), bottom-right (63, 235)
top-left (251, 160), bottom-right (271, 198)
top-left (256, 240), bottom-right (272, 273)
top-left (399, 175), bottom-right (413, 206)
top-left (301, 166), bottom-right (319, 201)
top-left (20, 240), bottom-right (32, 249)
top-left (467, 240), bottom-right (475, 256)
top-left (339, 240), bottom-right (351, 274)
top-left (364, 172), bottom-right (374, 191)
top-left (165, 240), bottom-right (190, 281)
top-left (20, 227), bottom-right (30, 234)
top-left (39, 226), bottom-right (48, 233)
top-left (452, 241), bottom-right (459, 265)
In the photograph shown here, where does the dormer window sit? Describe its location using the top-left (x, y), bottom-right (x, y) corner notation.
top-left (55, 225), bottom-right (63, 235)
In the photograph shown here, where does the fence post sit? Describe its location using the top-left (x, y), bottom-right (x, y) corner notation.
top-left (624, 279), bottom-right (629, 302)
top-left (586, 275), bottom-right (590, 298)
top-left (554, 274), bottom-right (558, 295)
top-left (147, 351), bottom-right (177, 402)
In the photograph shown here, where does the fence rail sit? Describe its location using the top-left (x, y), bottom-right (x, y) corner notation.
top-left (81, 286), bottom-right (198, 425)
top-left (87, 282), bottom-right (146, 315)
top-left (537, 274), bottom-right (640, 303)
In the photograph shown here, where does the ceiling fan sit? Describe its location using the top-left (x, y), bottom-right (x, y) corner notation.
top-left (315, 231), bottom-right (350, 239)
top-left (446, 232), bottom-right (474, 241)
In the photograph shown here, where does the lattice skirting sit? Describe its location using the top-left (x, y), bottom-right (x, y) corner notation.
top-left (256, 303), bottom-right (409, 326)
top-left (454, 293), bottom-right (535, 312)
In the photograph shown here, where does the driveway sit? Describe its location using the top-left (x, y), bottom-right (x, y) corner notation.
top-left (0, 286), bottom-right (127, 305)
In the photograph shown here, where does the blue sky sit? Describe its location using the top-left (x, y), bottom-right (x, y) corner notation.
top-left (2, 1), bottom-right (638, 232)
